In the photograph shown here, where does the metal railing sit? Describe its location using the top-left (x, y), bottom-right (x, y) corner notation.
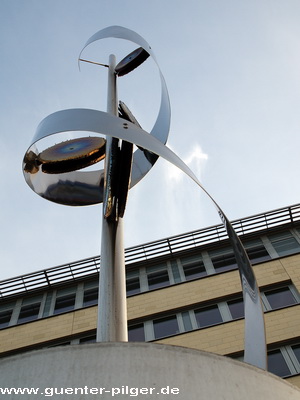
top-left (1, 203), bottom-right (300, 300)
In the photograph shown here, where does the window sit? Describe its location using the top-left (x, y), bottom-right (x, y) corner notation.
top-left (126, 273), bottom-right (140, 296)
top-left (83, 287), bottom-right (98, 307)
top-left (231, 344), bottom-right (300, 378)
top-left (18, 303), bottom-right (40, 324)
top-left (128, 324), bottom-right (145, 342)
top-left (244, 240), bottom-right (270, 263)
top-left (194, 305), bottom-right (222, 328)
top-left (292, 344), bottom-right (300, 364)
top-left (227, 298), bottom-right (244, 320)
top-left (0, 310), bottom-right (12, 329)
top-left (268, 231), bottom-right (300, 257)
top-left (268, 350), bottom-right (291, 377)
top-left (153, 315), bottom-right (179, 339)
top-left (182, 260), bottom-right (207, 281)
top-left (210, 250), bottom-right (237, 273)
top-left (147, 265), bottom-right (170, 290)
top-left (264, 286), bottom-right (297, 310)
top-left (53, 293), bottom-right (76, 315)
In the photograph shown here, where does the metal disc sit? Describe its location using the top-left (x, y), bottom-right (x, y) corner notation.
top-left (115, 47), bottom-right (149, 77)
top-left (38, 137), bottom-right (106, 174)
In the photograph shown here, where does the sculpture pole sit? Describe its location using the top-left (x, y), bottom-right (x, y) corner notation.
top-left (97, 54), bottom-right (128, 342)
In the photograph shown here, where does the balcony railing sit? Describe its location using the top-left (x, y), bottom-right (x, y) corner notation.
top-left (1, 203), bottom-right (299, 300)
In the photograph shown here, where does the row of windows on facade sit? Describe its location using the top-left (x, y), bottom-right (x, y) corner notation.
top-left (126, 284), bottom-right (300, 342)
top-left (0, 228), bottom-right (300, 329)
top-left (48, 336), bottom-right (300, 379)
top-left (0, 278), bottom-right (299, 339)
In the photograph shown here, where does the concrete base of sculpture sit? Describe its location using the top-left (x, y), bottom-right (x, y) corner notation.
top-left (0, 342), bottom-right (299, 399)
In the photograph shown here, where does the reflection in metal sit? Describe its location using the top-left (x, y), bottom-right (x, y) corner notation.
top-left (38, 137), bottom-right (106, 174)
top-left (23, 26), bottom-right (266, 369)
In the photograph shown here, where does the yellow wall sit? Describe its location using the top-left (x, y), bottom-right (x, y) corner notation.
top-left (286, 375), bottom-right (300, 389)
top-left (155, 305), bottom-right (300, 354)
top-left (128, 257), bottom-right (292, 320)
top-left (0, 307), bottom-right (97, 355)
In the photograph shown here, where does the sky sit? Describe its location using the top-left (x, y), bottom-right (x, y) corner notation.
top-left (1, 0), bottom-right (300, 280)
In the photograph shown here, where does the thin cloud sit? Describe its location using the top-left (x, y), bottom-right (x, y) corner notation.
top-left (165, 144), bottom-right (208, 183)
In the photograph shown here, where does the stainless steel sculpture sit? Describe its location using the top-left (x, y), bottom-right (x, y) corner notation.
top-left (23, 26), bottom-right (267, 369)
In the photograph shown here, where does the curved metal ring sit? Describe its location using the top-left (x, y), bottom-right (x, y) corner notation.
top-left (80, 26), bottom-right (171, 189)
top-left (23, 26), bottom-right (170, 206)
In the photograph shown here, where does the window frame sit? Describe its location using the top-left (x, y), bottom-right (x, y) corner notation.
top-left (126, 270), bottom-right (141, 296)
top-left (17, 302), bottom-right (41, 324)
top-left (152, 314), bottom-right (181, 340)
top-left (146, 264), bottom-right (172, 291)
top-left (268, 231), bottom-right (300, 257)
top-left (261, 285), bottom-right (299, 311)
top-left (193, 304), bottom-right (223, 329)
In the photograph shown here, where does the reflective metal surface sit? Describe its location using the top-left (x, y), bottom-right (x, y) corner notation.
top-left (37, 137), bottom-right (106, 174)
top-left (80, 25), bottom-right (171, 190)
top-left (23, 26), bottom-right (170, 206)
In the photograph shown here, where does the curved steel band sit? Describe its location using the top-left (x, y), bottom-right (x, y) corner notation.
top-left (23, 26), bottom-right (170, 206)
top-left (23, 108), bottom-right (266, 369)
top-left (81, 25), bottom-right (171, 192)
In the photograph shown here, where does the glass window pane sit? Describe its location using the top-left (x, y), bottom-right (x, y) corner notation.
top-left (265, 287), bottom-right (297, 310)
top-left (128, 324), bottom-right (145, 342)
top-left (292, 344), bottom-right (300, 364)
top-left (195, 305), bottom-right (222, 328)
top-left (153, 316), bottom-right (179, 339)
top-left (182, 261), bottom-right (207, 281)
top-left (269, 232), bottom-right (300, 256)
top-left (228, 298), bottom-right (244, 320)
top-left (211, 253), bottom-right (237, 273)
top-left (83, 288), bottom-right (98, 307)
top-left (54, 293), bottom-right (76, 315)
top-left (56, 286), bottom-right (76, 297)
top-left (246, 244), bottom-right (270, 264)
top-left (148, 270), bottom-right (169, 290)
top-left (0, 310), bottom-right (13, 329)
top-left (126, 277), bottom-right (140, 296)
top-left (268, 350), bottom-right (291, 377)
top-left (18, 303), bottom-right (40, 323)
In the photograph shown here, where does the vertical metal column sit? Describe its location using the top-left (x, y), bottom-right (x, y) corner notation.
top-left (97, 54), bottom-right (128, 342)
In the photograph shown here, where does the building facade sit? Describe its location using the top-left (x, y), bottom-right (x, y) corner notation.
top-left (0, 204), bottom-right (300, 388)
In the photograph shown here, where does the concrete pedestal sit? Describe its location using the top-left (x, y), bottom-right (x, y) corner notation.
top-left (0, 342), bottom-right (299, 399)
